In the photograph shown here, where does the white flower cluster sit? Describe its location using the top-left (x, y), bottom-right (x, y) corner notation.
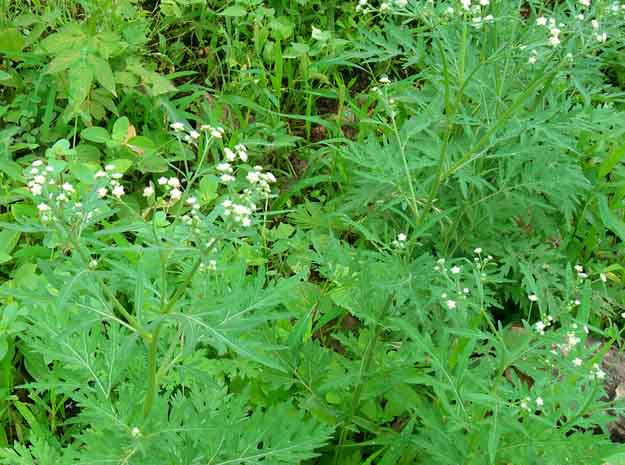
top-left (520, 396), bottom-right (543, 412)
top-left (357, 0), bottom-right (408, 14)
top-left (200, 124), bottom-right (225, 139)
top-left (392, 232), bottom-right (407, 248)
top-left (157, 176), bottom-right (183, 202)
top-left (171, 121), bottom-right (226, 141)
top-left (535, 16), bottom-right (562, 46)
top-left (26, 159), bottom-right (55, 197)
top-left (217, 144), bottom-right (254, 184)
top-left (592, 363), bottom-right (606, 380)
top-left (25, 158), bottom-right (115, 223)
top-left (555, 324), bottom-right (584, 356)
top-left (222, 199), bottom-right (254, 227)
top-left (534, 315), bottom-right (554, 335)
top-left (574, 264), bottom-right (588, 279)
top-left (94, 164), bottom-right (125, 199)
top-left (171, 121), bottom-right (225, 144)
top-left (458, 0), bottom-right (493, 27)
top-left (199, 259), bottom-right (217, 272)
top-left (181, 196), bottom-right (201, 225)
top-left (245, 165), bottom-right (276, 196)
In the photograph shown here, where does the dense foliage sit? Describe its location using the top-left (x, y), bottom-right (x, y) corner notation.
top-left (2, 0), bottom-right (625, 463)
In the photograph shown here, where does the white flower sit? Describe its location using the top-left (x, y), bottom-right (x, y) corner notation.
top-left (89, 259), bottom-right (98, 269)
top-left (222, 199), bottom-right (233, 208)
top-left (463, 288), bottom-right (470, 294)
top-left (474, 247), bottom-right (482, 254)
top-left (528, 294), bottom-right (538, 302)
top-left (143, 186), bottom-right (154, 197)
top-left (158, 176), bottom-right (168, 185)
top-left (535, 321), bottom-right (546, 334)
top-left (246, 171), bottom-right (260, 183)
top-left (34, 175), bottom-right (46, 184)
top-left (105, 164), bottom-right (115, 171)
top-left (30, 168), bottom-right (39, 175)
top-left (32, 160), bottom-right (43, 167)
top-left (168, 177), bottom-right (181, 188)
top-left (591, 19), bottom-right (599, 29)
top-left (574, 264), bottom-right (584, 273)
top-left (97, 187), bottom-right (108, 198)
top-left (189, 130), bottom-right (200, 139)
top-left (112, 185), bottom-right (124, 198)
top-left (242, 217), bottom-right (252, 227)
top-left (573, 358), bottom-right (582, 367)
top-left (224, 148), bottom-right (237, 161)
top-left (479, 0), bottom-right (489, 5)
top-left (596, 32), bottom-right (608, 43)
top-left (170, 122), bottom-right (185, 131)
top-left (446, 299), bottom-right (456, 309)
top-left (186, 196), bottom-right (197, 205)
top-left (379, 76), bottom-right (391, 84)
top-left (451, 266), bottom-right (461, 274)
top-left (600, 273), bottom-right (607, 283)
top-left (549, 35), bottom-right (561, 47)
top-left (30, 184), bottom-right (43, 195)
top-left (57, 193), bottom-right (67, 202)
top-left (395, 0), bottom-right (407, 6)
top-left (461, 0), bottom-right (471, 10)
top-left (579, 0), bottom-right (590, 6)
top-left (170, 188), bottom-right (182, 200)
top-left (131, 427), bottom-right (141, 438)
top-left (111, 173), bottom-right (123, 180)
top-left (577, 13), bottom-right (585, 20)
top-left (217, 163), bottom-right (233, 173)
top-left (535, 397), bottom-right (544, 407)
top-left (37, 203), bottom-right (50, 212)
top-left (528, 56), bottom-right (537, 65)
top-left (536, 16), bottom-right (547, 26)
top-left (95, 170), bottom-right (107, 178)
top-left (62, 182), bottom-right (75, 193)
top-left (45, 166), bottom-right (54, 173)
top-left (397, 233), bottom-right (407, 242)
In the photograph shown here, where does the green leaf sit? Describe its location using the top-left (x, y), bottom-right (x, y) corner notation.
top-left (112, 116), bottom-right (129, 143)
top-left (67, 62), bottom-right (93, 116)
top-left (0, 28), bottom-right (25, 53)
top-left (46, 50), bottom-right (80, 74)
top-left (598, 141), bottom-right (625, 178)
top-left (597, 193), bottom-right (625, 241)
top-left (269, 17), bottom-right (294, 40)
top-left (0, 230), bottom-right (20, 264)
top-left (0, 158), bottom-right (23, 181)
top-left (109, 158), bottom-right (133, 173)
top-left (80, 127), bottom-right (110, 144)
top-left (219, 5), bottom-right (247, 16)
top-left (199, 175), bottom-right (218, 204)
top-left (274, 223), bottom-right (295, 240)
top-left (89, 55), bottom-right (117, 96)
